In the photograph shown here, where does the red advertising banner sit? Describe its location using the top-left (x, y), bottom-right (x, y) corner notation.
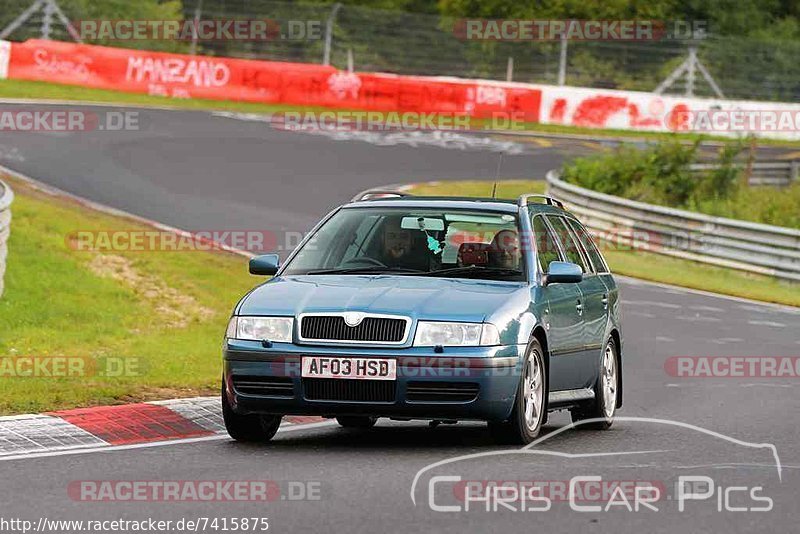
top-left (6, 39), bottom-right (541, 122)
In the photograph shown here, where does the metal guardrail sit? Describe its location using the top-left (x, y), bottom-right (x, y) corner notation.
top-left (0, 180), bottom-right (12, 298)
top-left (690, 160), bottom-right (799, 187)
top-left (546, 170), bottom-right (800, 282)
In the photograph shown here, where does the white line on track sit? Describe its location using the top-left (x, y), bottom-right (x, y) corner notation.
top-left (748, 320), bottom-right (787, 328)
top-left (617, 275), bottom-right (799, 314)
top-left (673, 463), bottom-right (800, 470)
top-left (665, 383), bottom-right (794, 389)
top-left (676, 315), bottom-right (722, 322)
top-left (709, 337), bottom-right (744, 344)
top-left (621, 299), bottom-right (682, 309)
top-left (689, 305), bottom-right (725, 313)
top-left (0, 421), bottom-right (337, 463)
top-left (627, 311), bottom-right (656, 318)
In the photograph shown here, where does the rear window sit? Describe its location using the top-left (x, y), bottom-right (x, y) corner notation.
top-left (567, 218), bottom-right (609, 273)
top-left (546, 216), bottom-right (589, 274)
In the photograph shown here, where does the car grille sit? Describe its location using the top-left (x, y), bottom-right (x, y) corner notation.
top-left (300, 315), bottom-right (407, 343)
top-left (406, 382), bottom-right (480, 402)
top-left (303, 378), bottom-right (396, 402)
top-left (233, 376), bottom-right (294, 397)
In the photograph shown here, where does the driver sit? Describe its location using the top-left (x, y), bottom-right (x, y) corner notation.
top-left (381, 218), bottom-right (414, 267)
top-left (490, 229), bottom-right (521, 270)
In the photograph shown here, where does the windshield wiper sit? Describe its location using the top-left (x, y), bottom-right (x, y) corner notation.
top-left (305, 266), bottom-right (425, 275)
top-left (421, 265), bottom-right (524, 278)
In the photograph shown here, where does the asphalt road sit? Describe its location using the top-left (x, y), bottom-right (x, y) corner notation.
top-left (0, 104), bottom-right (798, 533)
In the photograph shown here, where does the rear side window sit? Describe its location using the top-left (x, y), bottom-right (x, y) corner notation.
top-left (531, 215), bottom-right (563, 273)
top-left (567, 218), bottom-right (609, 273)
top-left (546, 216), bottom-right (589, 274)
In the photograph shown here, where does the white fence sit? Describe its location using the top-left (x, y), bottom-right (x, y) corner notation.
top-left (546, 171), bottom-right (800, 282)
top-left (0, 180), bottom-right (12, 297)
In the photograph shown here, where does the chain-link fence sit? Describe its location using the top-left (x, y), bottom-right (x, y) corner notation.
top-left (1, 0), bottom-right (799, 102)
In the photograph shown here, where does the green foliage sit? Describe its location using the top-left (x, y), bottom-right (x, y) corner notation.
top-left (561, 139), bottom-right (700, 205)
top-left (561, 138), bottom-right (800, 229)
top-left (61, 0), bottom-right (188, 52)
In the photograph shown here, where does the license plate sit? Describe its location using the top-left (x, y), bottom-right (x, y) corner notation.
top-left (301, 356), bottom-right (396, 381)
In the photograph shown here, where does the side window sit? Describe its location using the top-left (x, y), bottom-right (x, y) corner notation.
top-left (546, 216), bottom-right (590, 274)
top-left (531, 215), bottom-right (563, 273)
top-left (567, 218), bottom-right (609, 273)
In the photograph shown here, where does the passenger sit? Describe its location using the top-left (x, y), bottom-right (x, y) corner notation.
top-left (490, 229), bottom-right (521, 270)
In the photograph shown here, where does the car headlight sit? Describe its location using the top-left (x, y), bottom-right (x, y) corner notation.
top-left (226, 316), bottom-right (294, 343)
top-left (413, 321), bottom-right (500, 347)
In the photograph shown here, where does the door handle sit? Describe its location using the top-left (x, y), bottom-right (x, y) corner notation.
top-left (576, 300), bottom-right (583, 315)
top-left (601, 294), bottom-right (609, 309)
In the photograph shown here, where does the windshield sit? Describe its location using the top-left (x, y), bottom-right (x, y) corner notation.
top-left (282, 207), bottom-right (526, 281)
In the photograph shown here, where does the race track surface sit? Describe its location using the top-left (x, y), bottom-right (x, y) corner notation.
top-left (0, 104), bottom-right (798, 533)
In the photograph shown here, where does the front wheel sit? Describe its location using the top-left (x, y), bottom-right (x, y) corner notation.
top-left (488, 339), bottom-right (547, 445)
top-left (571, 338), bottom-right (618, 430)
top-left (222, 383), bottom-right (282, 442)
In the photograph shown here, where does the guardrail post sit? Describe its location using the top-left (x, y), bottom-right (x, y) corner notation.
top-left (323, 3), bottom-right (342, 66)
top-left (557, 34), bottom-right (567, 85)
top-left (0, 180), bottom-right (13, 299)
top-left (189, 0), bottom-right (203, 56)
top-left (791, 160), bottom-right (799, 183)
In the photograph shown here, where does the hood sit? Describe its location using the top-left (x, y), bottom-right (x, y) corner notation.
top-left (238, 275), bottom-right (529, 323)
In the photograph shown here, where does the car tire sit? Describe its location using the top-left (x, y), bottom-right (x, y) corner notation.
top-left (222, 383), bottom-right (282, 442)
top-left (336, 416), bottom-right (378, 428)
top-left (570, 337), bottom-right (618, 430)
top-left (488, 339), bottom-right (547, 445)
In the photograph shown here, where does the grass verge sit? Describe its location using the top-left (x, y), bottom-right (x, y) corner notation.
top-left (3, 78), bottom-right (800, 147)
top-left (0, 174), bottom-right (256, 414)
top-left (405, 179), bottom-right (800, 307)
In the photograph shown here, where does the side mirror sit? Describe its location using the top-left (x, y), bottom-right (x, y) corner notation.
top-left (545, 261), bottom-right (583, 285)
top-left (249, 254), bottom-right (280, 276)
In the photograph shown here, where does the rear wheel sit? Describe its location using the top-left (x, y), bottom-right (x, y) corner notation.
top-left (222, 383), bottom-right (282, 442)
top-left (488, 339), bottom-right (547, 445)
top-left (571, 338), bottom-right (618, 430)
top-left (336, 416), bottom-right (378, 428)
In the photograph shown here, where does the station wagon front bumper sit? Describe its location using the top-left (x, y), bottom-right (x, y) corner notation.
top-left (223, 341), bottom-right (526, 422)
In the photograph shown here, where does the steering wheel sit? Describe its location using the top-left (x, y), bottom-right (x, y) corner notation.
top-left (340, 257), bottom-right (387, 268)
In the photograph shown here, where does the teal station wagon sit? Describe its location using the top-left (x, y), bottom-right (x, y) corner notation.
top-left (223, 191), bottom-right (622, 444)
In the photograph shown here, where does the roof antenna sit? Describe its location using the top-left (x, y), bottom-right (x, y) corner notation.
top-left (491, 152), bottom-right (504, 199)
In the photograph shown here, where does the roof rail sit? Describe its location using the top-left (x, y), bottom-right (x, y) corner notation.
top-left (517, 194), bottom-right (564, 209)
top-left (350, 189), bottom-right (412, 202)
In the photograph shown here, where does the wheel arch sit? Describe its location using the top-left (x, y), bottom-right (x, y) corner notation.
top-left (609, 328), bottom-right (623, 409)
top-left (530, 325), bottom-right (550, 419)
